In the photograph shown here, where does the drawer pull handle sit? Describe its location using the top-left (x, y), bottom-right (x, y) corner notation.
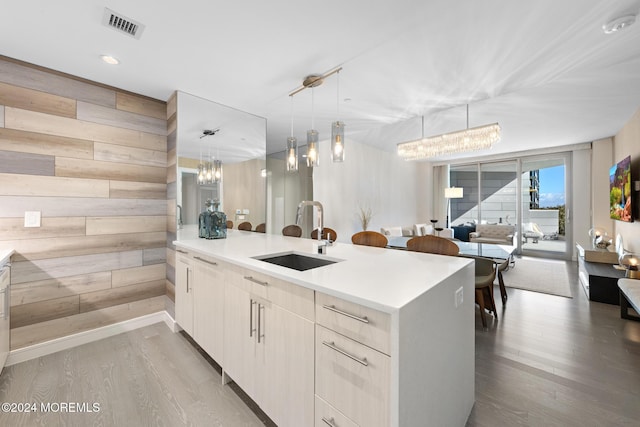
top-left (322, 417), bottom-right (337, 426)
top-left (194, 256), bottom-right (217, 266)
top-left (176, 249), bottom-right (188, 254)
top-left (322, 341), bottom-right (368, 367)
top-left (323, 305), bottom-right (369, 323)
top-left (244, 276), bottom-right (268, 286)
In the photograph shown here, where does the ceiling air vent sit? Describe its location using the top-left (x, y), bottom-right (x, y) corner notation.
top-left (102, 8), bottom-right (145, 40)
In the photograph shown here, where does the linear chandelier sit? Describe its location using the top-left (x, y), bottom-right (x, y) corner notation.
top-left (397, 105), bottom-right (500, 160)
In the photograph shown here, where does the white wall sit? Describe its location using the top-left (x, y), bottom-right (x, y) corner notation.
top-left (573, 147), bottom-right (593, 255)
top-left (612, 108), bottom-right (640, 253)
top-left (313, 137), bottom-right (423, 243)
top-left (591, 138), bottom-right (615, 237)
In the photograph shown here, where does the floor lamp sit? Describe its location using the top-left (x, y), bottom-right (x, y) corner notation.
top-left (444, 187), bottom-right (464, 228)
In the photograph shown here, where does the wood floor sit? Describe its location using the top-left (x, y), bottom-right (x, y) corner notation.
top-left (0, 259), bottom-right (639, 426)
top-left (468, 259), bottom-right (640, 426)
top-left (0, 323), bottom-right (273, 427)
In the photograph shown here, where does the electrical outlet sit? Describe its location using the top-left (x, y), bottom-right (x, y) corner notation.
top-left (455, 286), bottom-right (464, 308)
top-left (24, 211), bottom-right (41, 228)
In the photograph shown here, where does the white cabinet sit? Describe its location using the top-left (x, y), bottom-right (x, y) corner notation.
top-left (175, 251), bottom-right (224, 365)
top-left (175, 251), bottom-right (193, 336)
top-left (315, 292), bottom-right (391, 427)
top-left (192, 254), bottom-right (225, 364)
top-left (223, 263), bottom-right (314, 427)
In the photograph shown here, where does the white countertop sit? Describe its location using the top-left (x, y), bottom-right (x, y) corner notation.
top-left (0, 249), bottom-right (14, 266)
top-left (174, 231), bottom-right (473, 313)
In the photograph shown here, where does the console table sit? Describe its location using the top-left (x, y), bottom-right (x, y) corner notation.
top-left (576, 243), bottom-right (625, 305)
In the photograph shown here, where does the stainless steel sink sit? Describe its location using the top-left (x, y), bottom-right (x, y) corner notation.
top-left (253, 252), bottom-right (338, 271)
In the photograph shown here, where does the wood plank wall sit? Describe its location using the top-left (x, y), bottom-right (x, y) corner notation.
top-left (166, 92), bottom-right (177, 318)
top-left (0, 57), bottom-right (168, 349)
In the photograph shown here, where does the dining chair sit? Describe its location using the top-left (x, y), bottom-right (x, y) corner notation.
top-left (237, 221), bottom-right (253, 231)
top-left (311, 227), bottom-right (338, 241)
top-left (496, 258), bottom-right (509, 305)
top-left (282, 224), bottom-right (303, 237)
top-left (255, 223), bottom-right (266, 233)
top-left (351, 231), bottom-right (388, 248)
top-left (474, 257), bottom-right (498, 328)
top-left (406, 235), bottom-right (459, 256)
top-left (226, 220), bottom-right (234, 229)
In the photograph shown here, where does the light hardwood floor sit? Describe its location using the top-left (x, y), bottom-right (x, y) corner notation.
top-left (468, 259), bottom-right (640, 426)
top-left (0, 323), bottom-right (273, 426)
top-left (0, 260), bottom-right (639, 426)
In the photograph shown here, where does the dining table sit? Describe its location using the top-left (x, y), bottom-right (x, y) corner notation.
top-left (386, 236), bottom-right (516, 304)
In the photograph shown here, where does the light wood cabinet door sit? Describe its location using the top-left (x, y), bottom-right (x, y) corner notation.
top-left (193, 257), bottom-right (224, 364)
top-left (265, 304), bottom-right (315, 427)
top-left (316, 325), bottom-right (390, 427)
top-left (223, 281), bottom-right (260, 400)
top-left (175, 254), bottom-right (193, 336)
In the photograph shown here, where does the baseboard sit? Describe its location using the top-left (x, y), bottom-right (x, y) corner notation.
top-left (162, 310), bottom-right (179, 332)
top-left (7, 311), bottom-right (172, 367)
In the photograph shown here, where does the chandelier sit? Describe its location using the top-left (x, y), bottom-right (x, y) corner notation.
top-left (397, 105), bottom-right (500, 160)
top-left (197, 129), bottom-right (222, 185)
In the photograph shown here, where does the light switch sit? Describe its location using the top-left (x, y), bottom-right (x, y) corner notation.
top-left (242, 208), bottom-right (250, 214)
top-left (24, 211), bottom-right (41, 228)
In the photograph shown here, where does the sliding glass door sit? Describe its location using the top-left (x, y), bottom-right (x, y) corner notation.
top-left (520, 154), bottom-right (571, 258)
top-left (449, 152), bottom-right (572, 259)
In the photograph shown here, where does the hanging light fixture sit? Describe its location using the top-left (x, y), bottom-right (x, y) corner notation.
top-left (331, 70), bottom-right (345, 162)
top-left (288, 66), bottom-right (343, 168)
top-left (197, 129), bottom-right (222, 185)
top-left (306, 87), bottom-right (320, 167)
top-left (286, 96), bottom-right (298, 172)
top-left (397, 104), bottom-right (500, 160)
top-left (212, 159), bottom-right (222, 183)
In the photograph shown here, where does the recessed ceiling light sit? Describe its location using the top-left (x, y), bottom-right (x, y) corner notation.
top-left (100, 55), bottom-right (120, 65)
top-left (602, 14), bottom-right (636, 34)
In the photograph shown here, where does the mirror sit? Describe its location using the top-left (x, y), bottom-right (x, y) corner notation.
top-left (176, 91), bottom-right (267, 237)
top-left (266, 150), bottom-right (314, 237)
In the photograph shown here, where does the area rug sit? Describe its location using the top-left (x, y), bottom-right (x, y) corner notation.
top-left (501, 256), bottom-right (573, 298)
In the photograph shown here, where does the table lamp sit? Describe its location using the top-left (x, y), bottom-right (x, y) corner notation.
top-left (619, 253), bottom-right (639, 279)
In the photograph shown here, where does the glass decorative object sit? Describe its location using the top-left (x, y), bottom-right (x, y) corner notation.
top-left (198, 199), bottom-right (227, 239)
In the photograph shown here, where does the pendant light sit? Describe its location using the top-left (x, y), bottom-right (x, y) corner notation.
top-left (286, 95), bottom-right (298, 172)
top-left (306, 87), bottom-right (320, 167)
top-left (331, 69), bottom-right (345, 162)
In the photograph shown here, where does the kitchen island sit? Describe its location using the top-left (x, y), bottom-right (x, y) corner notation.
top-left (174, 231), bottom-right (474, 427)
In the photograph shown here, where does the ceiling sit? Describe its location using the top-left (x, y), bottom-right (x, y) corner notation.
top-left (3, 0), bottom-right (640, 161)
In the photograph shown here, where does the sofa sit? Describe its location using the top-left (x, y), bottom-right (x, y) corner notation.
top-left (381, 224), bottom-right (453, 239)
top-left (469, 224), bottom-right (516, 245)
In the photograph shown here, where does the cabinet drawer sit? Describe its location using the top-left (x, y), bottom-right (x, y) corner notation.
top-left (315, 395), bottom-right (359, 427)
top-left (227, 264), bottom-right (314, 321)
top-left (316, 325), bottom-right (390, 427)
top-left (316, 292), bottom-right (390, 355)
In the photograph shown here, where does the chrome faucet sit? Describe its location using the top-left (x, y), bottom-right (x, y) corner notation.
top-left (296, 201), bottom-right (324, 242)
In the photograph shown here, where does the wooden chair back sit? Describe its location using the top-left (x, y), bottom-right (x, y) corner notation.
top-left (311, 227), bottom-right (338, 241)
top-left (255, 223), bottom-right (266, 233)
top-left (282, 224), bottom-right (303, 237)
top-left (237, 221), bottom-right (253, 231)
top-left (406, 235), bottom-right (459, 256)
top-left (351, 231), bottom-right (388, 248)
top-left (226, 220), bottom-right (234, 229)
